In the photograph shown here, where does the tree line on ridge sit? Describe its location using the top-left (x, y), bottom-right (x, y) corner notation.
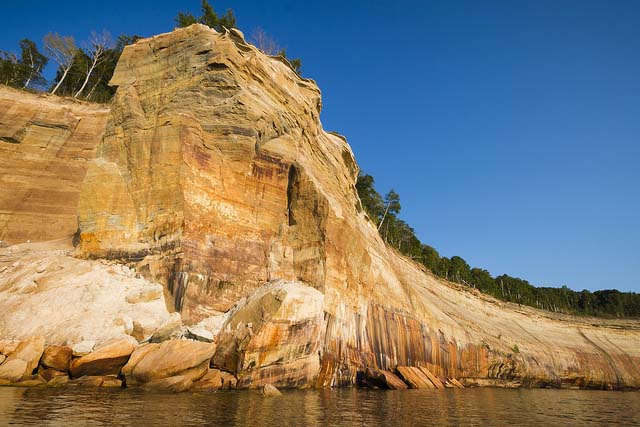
top-left (356, 172), bottom-right (640, 318)
top-left (0, 1), bottom-right (301, 102)
top-left (2, 2), bottom-right (636, 318)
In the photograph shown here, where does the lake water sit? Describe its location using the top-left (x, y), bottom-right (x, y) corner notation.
top-left (0, 387), bottom-right (638, 426)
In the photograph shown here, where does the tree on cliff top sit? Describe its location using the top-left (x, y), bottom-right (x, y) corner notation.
top-left (0, 39), bottom-right (48, 90)
top-left (250, 27), bottom-right (303, 74)
top-left (73, 30), bottom-right (113, 99)
top-left (48, 33), bottom-right (140, 102)
top-left (43, 32), bottom-right (77, 95)
top-left (355, 169), bottom-right (640, 317)
top-left (175, 0), bottom-right (236, 32)
top-left (18, 39), bottom-right (48, 89)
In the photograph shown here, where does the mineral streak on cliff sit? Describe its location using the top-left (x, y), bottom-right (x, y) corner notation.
top-left (1, 24), bottom-right (639, 390)
top-left (0, 86), bottom-right (110, 243)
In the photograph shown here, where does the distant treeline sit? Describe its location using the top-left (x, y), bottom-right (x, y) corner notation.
top-left (0, 1), bottom-right (301, 103)
top-left (356, 172), bottom-right (640, 318)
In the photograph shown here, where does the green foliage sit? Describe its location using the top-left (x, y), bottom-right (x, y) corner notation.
top-left (512, 344), bottom-right (520, 354)
top-left (175, 12), bottom-right (198, 28)
top-left (356, 173), bottom-right (385, 221)
top-left (277, 48), bottom-right (302, 74)
top-left (176, 0), bottom-right (236, 32)
top-left (356, 170), bottom-right (640, 318)
top-left (0, 51), bottom-right (20, 86)
top-left (0, 39), bottom-right (48, 89)
top-left (49, 34), bottom-right (140, 102)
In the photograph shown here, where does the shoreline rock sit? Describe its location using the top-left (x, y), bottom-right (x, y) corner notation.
top-left (1, 23), bottom-right (639, 392)
top-left (70, 338), bottom-right (136, 378)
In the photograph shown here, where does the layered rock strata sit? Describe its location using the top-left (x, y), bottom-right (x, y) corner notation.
top-left (0, 86), bottom-right (109, 244)
top-left (73, 24), bottom-right (640, 390)
top-left (0, 24), bottom-right (639, 391)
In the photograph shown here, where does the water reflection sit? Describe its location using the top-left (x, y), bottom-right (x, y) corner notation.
top-left (0, 387), bottom-right (638, 426)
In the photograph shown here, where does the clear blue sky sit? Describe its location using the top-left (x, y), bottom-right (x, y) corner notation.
top-left (2, 1), bottom-right (639, 293)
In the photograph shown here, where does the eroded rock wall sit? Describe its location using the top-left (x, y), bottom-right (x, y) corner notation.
top-left (66, 24), bottom-right (640, 389)
top-left (0, 86), bottom-right (109, 244)
top-left (0, 240), bottom-right (170, 346)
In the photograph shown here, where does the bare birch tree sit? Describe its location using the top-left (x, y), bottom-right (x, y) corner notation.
top-left (43, 33), bottom-right (76, 95)
top-left (250, 27), bottom-right (280, 55)
top-left (74, 30), bottom-right (112, 99)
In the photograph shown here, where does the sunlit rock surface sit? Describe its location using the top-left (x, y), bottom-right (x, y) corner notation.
top-left (212, 280), bottom-right (325, 388)
top-left (0, 25), bottom-right (638, 390)
top-left (0, 240), bottom-right (170, 345)
top-left (0, 86), bottom-right (109, 244)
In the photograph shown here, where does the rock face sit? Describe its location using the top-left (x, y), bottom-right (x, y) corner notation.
top-left (0, 240), bottom-right (170, 345)
top-left (0, 24), bottom-right (639, 391)
top-left (212, 281), bottom-right (325, 387)
top-left (70, 24), bottom-right (640, 390)
top-left (0, 86), bottom-right (109, 244)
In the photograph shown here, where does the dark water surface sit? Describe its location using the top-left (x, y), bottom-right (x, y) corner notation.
top-left (0, 387), bottom-right (638, 426)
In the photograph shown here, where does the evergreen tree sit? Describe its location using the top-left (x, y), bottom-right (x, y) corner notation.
top-left (355, 169), bottom-right (640, 318)
top-left (175, 1), bottom-right (236, 32)
top-left (356, 172), bottom-right (385, 223)
top-left (18, 39), bottom-right (48, 89)
top-left (0, 39), bottom-right (48, 90)
top-left (0, 51), bottom-right (20, 87)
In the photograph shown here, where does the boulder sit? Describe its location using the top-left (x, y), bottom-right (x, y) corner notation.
top-left (10, 336), bottom-right (45, 373)
top-left (0, 340), bottom-right (19, 356)
top-left (13, 377), bottom-right (46, 387)
top-left (68, 375), bottom-right (120, 387)
top-left (262, 384), bottom-right (282, 396)
top-left (185, 327), bottom-right (214, 343)
top-left (0, 244), bottom-right (170, 347)
top-left (396, 367), bottom-right (436, 389)
top-left (446, 377), bottom-right (464, 388)
top-left (130, 339), bottom-right (215, 383)
top-left (72, 341), bottom-right (95, 357)
top-left (419, 366), bottom-right (445, 389)
top-left (101, 376), bottom-right (123, 388)
top-left (41, 345), bottom-right (73, 371)
top-left (70, 338), bottom-right (135, 378)
top-left (213, 281), bottom-right (325, 388)
top-left (0, 360), bottom-right (29, 382)
top-left (358, 368), bottom-right (408, 390)
top-left (191, 368), bottom-right (237, 391)
top-left (121, 343), bottom-right (159, 385)
top-left (0, 336), bottom-right (44, 382)
top-left (149, 313), bottom-right (183, 343)
top-left (191, 313), bottom-right (230, 339)
top-left (47, 375), bottom-right (69, 387)
top-left (0, 354), bottom-right (5, 365)
top-left (38, 367), bottom-right (68, 382)
top-left (141, 375), bottom-right (194, 393)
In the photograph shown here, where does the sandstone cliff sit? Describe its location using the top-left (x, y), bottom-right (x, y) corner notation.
top-left (0, 86), bottom-right (109, 244)
top-left (1, 25), bottom-right (638, 390)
